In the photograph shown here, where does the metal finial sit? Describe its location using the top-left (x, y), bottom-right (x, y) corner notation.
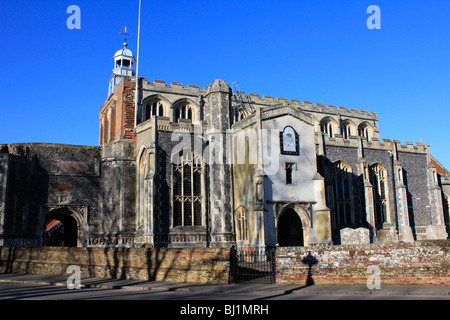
top-left (120, 26), bottom-right (130, 47)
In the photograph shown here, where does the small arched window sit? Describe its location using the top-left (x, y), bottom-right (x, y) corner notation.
top-left (320, 119), bottom-right (334, 138)
top-left (174, 104), bottom-right (194, 122)
top-left (341, 122), bottom-right (352, 139)
top-left (358, 123), bottom-right (370, 140)
top-left (144, 100), bottom-right (165, 122)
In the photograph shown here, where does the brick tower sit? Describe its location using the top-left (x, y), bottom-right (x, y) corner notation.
top-left (99, 36), bottom-right (137, 145)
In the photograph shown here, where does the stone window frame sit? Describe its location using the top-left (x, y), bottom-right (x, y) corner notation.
top-left (358, 122), bottom-right (373, 141)
top-left (171, 151), bottom-right (205, 228)
top-left (320, 117), bottom-right (337, 138)
top-left (172, 99), bottom-right (198, 123)
top-left (369, 163), bottom-right (391, 229)
top-left (285, 162), bottom-right (296, 185)
top-left (142, 96), bottom-right (169, 123)
top-left (329, 161), bottom-right (354, 227)
top-left (340, 120), bottom-right (356, 139)
top-left (235, 207), bottom-right (249, 244)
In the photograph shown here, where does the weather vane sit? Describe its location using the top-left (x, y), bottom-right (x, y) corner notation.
top-left (120, 26), bottom-right (130, 46)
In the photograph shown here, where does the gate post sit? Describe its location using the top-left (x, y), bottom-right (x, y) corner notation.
top-left (229, 245), bottom-right (237, 284)
top-left (269, 246), bottom-right (277, 284)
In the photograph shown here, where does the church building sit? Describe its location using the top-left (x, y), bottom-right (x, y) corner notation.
top-left (0, 40), bottom-right (448, 248)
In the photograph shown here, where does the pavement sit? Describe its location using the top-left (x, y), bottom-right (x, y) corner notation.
top-left (0, 273), bottom-right (449, 298)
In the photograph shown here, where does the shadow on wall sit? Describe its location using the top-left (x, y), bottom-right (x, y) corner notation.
top-left (0, 246), bottom-right (230, 284)
top-left (302, 252), bottom-right (318, 287)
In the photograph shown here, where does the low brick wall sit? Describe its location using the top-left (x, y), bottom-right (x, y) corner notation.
top-left (2, 242), bottom-right (449, 286)
top-left (276, 241), bottom-right (450, 285)
top-left (0, 247), bottom-right (230, 284)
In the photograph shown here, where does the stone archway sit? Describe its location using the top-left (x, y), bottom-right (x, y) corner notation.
top-left (43, 209), bottom-right (79, 247)
top-left (277, 209), bottom-right (304, 246)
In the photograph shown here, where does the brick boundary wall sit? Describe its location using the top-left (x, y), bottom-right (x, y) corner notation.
top-left (1, 241), bottom-right (449, 286)
top-left (0, 247), bottom-right (230, 284)
top-left (276, 241), bottom-right (450, 285)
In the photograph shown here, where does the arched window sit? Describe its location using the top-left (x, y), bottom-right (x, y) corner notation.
top-left (137, 150), bottom-right (148, 228)
top-left (173, 152), bottom-right (203, 227)
top-left (144, 100), bottom-right (165, 122)
top-left (173, 102), bottom-right (195, 122)
top-left (358, 123), bottom-right (370, 140)
top-left (234, 109), bottom-right (248, 123)
top-left (330, 161), bottom-right (353, 226)
top-left (341, 121), bottom-right (352, 139)
top-left (369, 164), bottom-right (389, 229)
top-left (320, 119), bottom-right (334, 138)
top-left (235, 207), bottom-right (248, 243)
top-left (443, 193), bottom-right (449, 228)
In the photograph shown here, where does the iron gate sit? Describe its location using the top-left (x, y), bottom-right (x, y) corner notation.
top-left (230, 245), bottom-right (276, 284)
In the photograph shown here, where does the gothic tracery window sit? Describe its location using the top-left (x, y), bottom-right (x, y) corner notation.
top-left (172, 152), bottom-right (203, 227)
top-left (369, 164), bottom-right (389, 229)
top-left (137, 151), bottom-right (148, 228)
top-left (330, 161), bottom-right (353, 226)
top-left (235, 207), bottom-right (248, 243)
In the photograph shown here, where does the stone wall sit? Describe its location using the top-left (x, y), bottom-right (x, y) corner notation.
top-left (0, 246), bottom-right (230, 284)
top-left (0, 143), bottom-right (101, 246)
top-left (276, 241), bottom-right (450, 285)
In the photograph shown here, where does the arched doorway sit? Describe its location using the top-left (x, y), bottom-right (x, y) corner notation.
top-left (277, 209), bottom-right (304, 246)
top-left (43, 209), bottom-right (78, 247)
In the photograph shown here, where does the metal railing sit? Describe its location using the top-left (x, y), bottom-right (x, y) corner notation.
top-left (230, 245), bottom-right (276, 284)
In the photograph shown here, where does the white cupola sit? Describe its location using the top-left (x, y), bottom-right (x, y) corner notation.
top-left (108, 27), bottom-right (136, 97)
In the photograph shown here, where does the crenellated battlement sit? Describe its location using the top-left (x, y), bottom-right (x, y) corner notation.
top-left (139, 78), bottom-right (206, 98)
top-left (237, 91), bottom-right (378, 121)
top-left (321, 134), bottom-right (429, 154)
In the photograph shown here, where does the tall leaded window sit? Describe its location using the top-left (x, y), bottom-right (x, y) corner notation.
top-left (330, 161), bottom-right (353, 226)
top-left (173, 152), bottom-right (203, 227)
top-left (369, 164), bottom-right (388, 229)
top-left (235, 207), bottom-right (248, 243)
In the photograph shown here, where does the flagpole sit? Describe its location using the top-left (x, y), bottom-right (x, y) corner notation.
top-left (134, 0), bottom-right (142, 128)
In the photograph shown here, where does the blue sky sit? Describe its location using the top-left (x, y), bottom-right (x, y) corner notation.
top-left (0, 0), bottom-right (449, 168)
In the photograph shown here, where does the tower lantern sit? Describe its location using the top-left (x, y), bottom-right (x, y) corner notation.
top-left (108, 27), bottom-right (136, 97)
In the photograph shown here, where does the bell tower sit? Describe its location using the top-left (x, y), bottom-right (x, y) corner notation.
top-left (108, 27), bottom-right (136, 98)
top-left (100, 27), bottom-right (137, 145)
